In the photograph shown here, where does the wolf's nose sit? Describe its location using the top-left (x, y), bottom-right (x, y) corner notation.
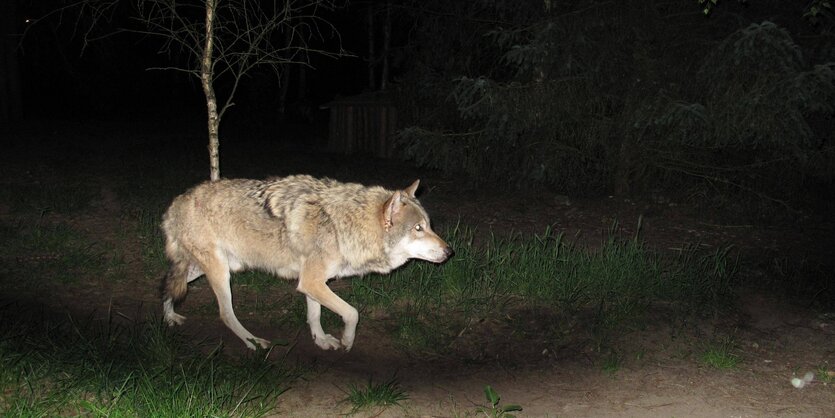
top-left (443, 247), bottom-right (454, 258)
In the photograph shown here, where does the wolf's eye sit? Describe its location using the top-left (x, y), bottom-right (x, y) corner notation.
top-left (414, 224), bottom-right (423, 232)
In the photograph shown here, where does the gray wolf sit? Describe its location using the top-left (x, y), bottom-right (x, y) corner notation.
top-left (160, 175), bottom-right (452, 351)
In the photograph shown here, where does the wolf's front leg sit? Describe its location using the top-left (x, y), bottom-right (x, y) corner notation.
top-left (298, 259), bottom-right (359, 351)
top-left (305, 296), bottom-right (341, 350)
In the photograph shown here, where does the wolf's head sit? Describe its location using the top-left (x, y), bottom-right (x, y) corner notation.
top-left (382, 180), bottom-right (453, 266)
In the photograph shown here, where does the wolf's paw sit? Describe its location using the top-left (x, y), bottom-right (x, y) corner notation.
top-left (341, 335), bottom-right (355, 352)
top-left (165, 313), bottom-right (187, 326)
top-left (245, 337), bottom-right (271, 350)
top-left (313, 333), bottom-right (342, 350)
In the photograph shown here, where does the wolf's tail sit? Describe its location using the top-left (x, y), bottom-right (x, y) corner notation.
top-left (160, 260), bottom-right (189, 305)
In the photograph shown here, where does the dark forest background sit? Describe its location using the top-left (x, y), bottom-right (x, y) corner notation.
top-left (1, 0), bottom-right (834, 220)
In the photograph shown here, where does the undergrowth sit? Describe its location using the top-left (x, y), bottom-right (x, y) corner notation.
top-left (349, 224), bottom-right (738, 352)
top-left (0, 220), bottom-right (107, 284)
top-left (395, 2), bottom-right (835, 217)
top-left (0, 306), bottom-right (297, 417)
top-left (342, 376), bottom-right (408, 414)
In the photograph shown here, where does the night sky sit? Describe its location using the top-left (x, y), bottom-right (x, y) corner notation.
top-left (5, 0), bottom-right (392, 120)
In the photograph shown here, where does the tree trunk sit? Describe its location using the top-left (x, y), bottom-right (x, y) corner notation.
top-left (202, 0), bottom-right (221, 181)
top-left (366, 2), bottom-right (376, 90)
top-left (380, 0), bottom-right (391, 90)
top-left (0, 0), bottom-right (23, 126)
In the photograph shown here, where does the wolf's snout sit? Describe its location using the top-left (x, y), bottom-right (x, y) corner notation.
top-left (442, 246), bottom-right (454, 259)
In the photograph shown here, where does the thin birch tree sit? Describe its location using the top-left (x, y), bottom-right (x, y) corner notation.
top-left (134, 0), bottom-right (344, 180)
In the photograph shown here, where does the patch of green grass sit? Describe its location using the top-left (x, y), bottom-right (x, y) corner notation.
top-left (0, 304), bottom-right (298, 417)
top-left (475, 385), bottom-right (522, 418)
top-left (817, 363), bottom-right (834, 384)
top-left (270, 293), bottom-right (309, 328)
top-left (701, 337), bottom-right (740, 369)
top-left (601, 351), bottom-right (621, 376)
top-left (394, 313), bottom-right (427, 348)
top-left (390, 307), bottom-right (455, 352)
top-left (133, 207), bottom-right (168, 278)
top-left (342, 376), bottom-right (408, 414)
top-left (235, 270), bottom-right (279, 292)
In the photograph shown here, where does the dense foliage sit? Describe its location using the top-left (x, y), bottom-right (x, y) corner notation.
top-left (392, 0), bottom-right (835, 217)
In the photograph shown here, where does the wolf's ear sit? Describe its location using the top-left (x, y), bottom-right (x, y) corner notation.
top-left (382, 190), bottom-right (405, 231)
top-left (404, 179), bottom-right (420, 198)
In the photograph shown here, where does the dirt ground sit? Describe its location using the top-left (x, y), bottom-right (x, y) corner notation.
top-left (1, 121), bottom-right (834, 417)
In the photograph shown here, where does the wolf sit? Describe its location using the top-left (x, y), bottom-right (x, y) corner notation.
top-left (160, 175), bottom-right (453, 351)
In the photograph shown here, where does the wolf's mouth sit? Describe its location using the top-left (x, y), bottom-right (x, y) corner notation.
top-left (427, 246), bottom-right (454, 263)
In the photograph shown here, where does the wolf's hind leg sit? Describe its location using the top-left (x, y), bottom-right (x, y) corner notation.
top-left (163, 298), bottom-right (186, 326)
top-left (202, 252), bottom-right (270, 350)
top-left (162, 261), bottom-right (190, 326)
top-left (162, 262), bottom-right (204, 326)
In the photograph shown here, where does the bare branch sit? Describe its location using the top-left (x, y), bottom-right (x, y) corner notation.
top-left (42, 0), bottom-right (348, 179)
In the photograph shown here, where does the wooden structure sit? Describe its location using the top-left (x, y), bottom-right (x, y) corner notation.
top-left (324, 92), bottom-right (397, 158)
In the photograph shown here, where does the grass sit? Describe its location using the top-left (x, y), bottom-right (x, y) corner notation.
top-left (342, 376), bottom-right (408, 414)
top-left (347, 225), bottom-right (738, 353)
top-left (133, 207), bottom-right (169, 278)
top-left (0, 220), bottom-right (107, 284)
top-left (816, 363), bottom-right (834, 384)
top-left (601, 351), bottom-right (622, 376)
top-left (701, 337), bottom-right (740, 369)
top-left (0, 304), bottom-right (297, 417)
top-left (235, 270), bottom-right (280, 292)
top-left (475, 385), bottom-right (522, 418)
